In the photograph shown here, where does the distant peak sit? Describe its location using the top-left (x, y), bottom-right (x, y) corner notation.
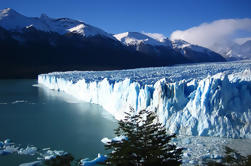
top-left (114, 31), bottom-right (170, 47)
top-left (1, 8), bottom-right (18, 15)
top-left (2, 8), bottom-right (12, 12)
top-left (242, 40), bottom-right (251, 46)
top-left (142, 32), bottom-right (168, 43)
top-left (0, 8), bottom-right (23, 20)
top-left (172, 39), bottom-right (189, 45)
top-left (114, 32), bottom-right (147, 39)
top-left (127, 32), bottom-right (141, 35)
top-left (40, 13), bottom-right (49, 19)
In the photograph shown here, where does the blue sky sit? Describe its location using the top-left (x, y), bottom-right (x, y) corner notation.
top-left (1, 0), bottom-right (251, 37)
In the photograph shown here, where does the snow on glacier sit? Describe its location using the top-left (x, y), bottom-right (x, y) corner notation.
top-left (38, 60), bottom-right (251, 138)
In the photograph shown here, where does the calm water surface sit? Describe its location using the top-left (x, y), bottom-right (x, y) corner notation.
top-left (0, 79), bottom-right (117, 165)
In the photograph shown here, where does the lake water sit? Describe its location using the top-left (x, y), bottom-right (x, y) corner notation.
top-left (0, 79), bottom-right (117, 165)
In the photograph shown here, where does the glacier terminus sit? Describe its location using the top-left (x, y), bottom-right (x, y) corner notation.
top-left (38, 60), bottom-right (251, 139)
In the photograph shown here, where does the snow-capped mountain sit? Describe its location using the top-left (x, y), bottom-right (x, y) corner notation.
top-left (0, 8), bottom-right (115, 39)
top-left (0, 8), bottom-right (225, 78)
top-left (114, 32), bottom-right (172, 47)
top-left (215, 40), bottom-right (251, 61)
top-left (171, 39), bottom-right (225, 62)
top-left (113, 32), bottom-right (190, 64)
top-left (172, 39), bottom-right (209, 53)
top-left (114, 32), bottom-right (225, 63)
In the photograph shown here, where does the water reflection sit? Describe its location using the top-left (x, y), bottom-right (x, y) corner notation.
top-left (0, 80), bottom-right (117, 166)
top-left (36, 83), bottom-right (116, 122)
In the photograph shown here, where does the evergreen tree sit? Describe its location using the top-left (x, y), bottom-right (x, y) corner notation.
top-left (105, 108), bottom-right (183, 166)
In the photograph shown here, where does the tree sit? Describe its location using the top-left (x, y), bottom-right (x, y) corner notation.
top-left (105, 108), bottom-right (183, 166)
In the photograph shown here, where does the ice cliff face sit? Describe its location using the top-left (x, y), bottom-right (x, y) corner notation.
top-left (38, 61), bottom-right (251, 138)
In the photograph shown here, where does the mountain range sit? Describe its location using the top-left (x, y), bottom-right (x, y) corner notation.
top-left (0, 8), bottom-right (225, 78)
top-left (215, 40), bottom-right (251, 61)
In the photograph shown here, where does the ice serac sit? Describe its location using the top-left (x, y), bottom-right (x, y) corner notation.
top-left (38, 61), bottom-right (251, 138)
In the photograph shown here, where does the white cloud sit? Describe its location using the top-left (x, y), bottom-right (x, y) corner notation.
top-left (170, 18), bottom-right (251, 50)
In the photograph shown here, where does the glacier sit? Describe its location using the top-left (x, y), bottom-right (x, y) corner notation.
top-left (38, 61), bottom-right (251, 138)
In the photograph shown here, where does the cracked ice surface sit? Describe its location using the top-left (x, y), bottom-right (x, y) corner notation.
top-left (38, 60), bottom-right (251, 138)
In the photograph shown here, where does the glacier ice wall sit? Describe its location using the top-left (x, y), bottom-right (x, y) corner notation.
top-left (38, 61), bottom-right (251, 138)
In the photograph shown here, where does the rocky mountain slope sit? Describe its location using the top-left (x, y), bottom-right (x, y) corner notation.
top-left (0, 8), bottom-right (225, 78)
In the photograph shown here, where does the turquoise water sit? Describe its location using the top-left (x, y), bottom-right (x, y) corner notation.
top-left (0, 79), bottom-right (117, 165)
